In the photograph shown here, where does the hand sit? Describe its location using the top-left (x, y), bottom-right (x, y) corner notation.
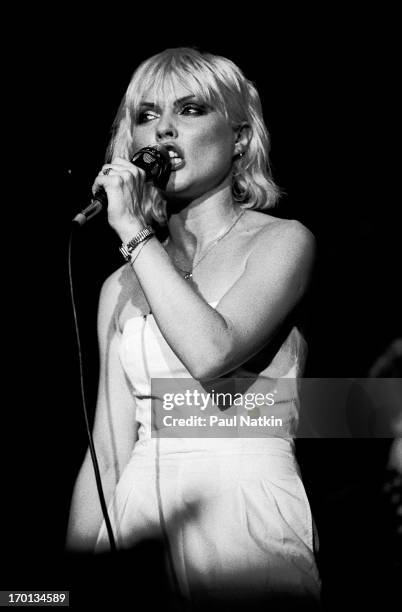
top-left (92, 157), bottom-right (147, 242)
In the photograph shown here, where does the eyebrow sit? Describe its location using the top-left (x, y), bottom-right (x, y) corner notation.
top-left (138, 95), bottom-right (198, 108)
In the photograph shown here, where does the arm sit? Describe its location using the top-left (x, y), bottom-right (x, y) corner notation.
top-left (94, 161), bottom-right (315, 380)
top-left (131, 219), bottom-right (315, 379)
top-left (66, 272), bottom-right (138, 551)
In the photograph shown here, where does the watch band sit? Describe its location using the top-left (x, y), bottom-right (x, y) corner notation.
top-left (119, 226), bottom-right (155, 261)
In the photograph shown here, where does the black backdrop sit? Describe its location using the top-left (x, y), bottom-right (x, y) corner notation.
top-left (4, 13), bottom-right (400, 610)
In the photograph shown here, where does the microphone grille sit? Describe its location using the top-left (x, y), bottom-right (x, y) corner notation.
top-left (143, 152), bottom-right (155, 164)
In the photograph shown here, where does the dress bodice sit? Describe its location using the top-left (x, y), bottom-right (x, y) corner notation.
top-left (118, 302), bottom-right (307, 442)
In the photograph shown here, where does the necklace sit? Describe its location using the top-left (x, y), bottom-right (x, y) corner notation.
top-left (169, 209), bottom-right (245, 281)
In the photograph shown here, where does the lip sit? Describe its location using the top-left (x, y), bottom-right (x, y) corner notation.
top-left (160, 142), bottom-right (185, 172)
top-left (162, 142), bottom-right (184, 158)
top-left (169, 157), bottom-right (185, 172)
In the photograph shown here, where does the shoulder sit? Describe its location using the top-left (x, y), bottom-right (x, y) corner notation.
top-left (99, 264), bottom-right (129, 301)
top-left (240, 213), bottom-right (315, 299)
top-left (97, 265), bottom-right (125, 330)
top-left (242, 211), bottom-right (315, 262)
top-left (98, 263), bottom-right (142, 318)
top-left (98, 260), bottom-right (151, 327)
top-left (100, 259), bottom-right (149, 298)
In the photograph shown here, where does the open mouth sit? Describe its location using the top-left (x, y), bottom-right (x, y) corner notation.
top-left (165, 145), bottom-right (185, 171)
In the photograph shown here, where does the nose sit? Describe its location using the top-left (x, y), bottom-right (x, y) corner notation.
top-left (155, 113), bottom-right (178, 141)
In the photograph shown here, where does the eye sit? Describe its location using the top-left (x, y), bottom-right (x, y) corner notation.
top-left (180, 103), bottom-right (207, 116)
top-left (136, 110), bottom-right (160, 124)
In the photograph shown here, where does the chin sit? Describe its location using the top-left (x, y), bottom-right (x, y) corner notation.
top-left (161, 171), bottom-right (230, 202)
top-left (160, 174), bottom-right (193, 198)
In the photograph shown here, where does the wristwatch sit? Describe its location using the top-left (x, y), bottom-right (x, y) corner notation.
top-left (119, 226), bottom-right (155, 261)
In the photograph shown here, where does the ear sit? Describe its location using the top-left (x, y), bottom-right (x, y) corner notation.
top-left (233, 123), bottom-right (251, 157)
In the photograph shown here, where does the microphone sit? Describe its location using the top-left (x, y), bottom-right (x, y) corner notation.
top-left (72, 145), bottom-right (171, 225)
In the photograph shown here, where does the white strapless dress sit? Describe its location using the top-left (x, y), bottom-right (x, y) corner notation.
top-left (95, 302), bottom-right (321, 609)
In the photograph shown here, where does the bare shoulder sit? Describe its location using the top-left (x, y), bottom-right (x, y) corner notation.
top-left (99, 262), bottom-right (150, 327)
top-left (245, 210), bottom-right (315, 248)
top-left (243, 210), bottom-right (314, 243)
top-left (242, 211), bottom-right (316, 269)
top-left (100, 264), bottom-right (130, 300)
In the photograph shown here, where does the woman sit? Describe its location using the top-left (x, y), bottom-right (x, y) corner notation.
top-left (67, 47), bottom-right (321, 609)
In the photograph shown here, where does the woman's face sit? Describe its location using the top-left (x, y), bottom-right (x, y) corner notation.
top-left (132, 75), bottom-right (237, 201)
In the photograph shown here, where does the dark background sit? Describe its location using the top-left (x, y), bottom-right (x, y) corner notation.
top-left (4, 11), bottom-right (400, 610)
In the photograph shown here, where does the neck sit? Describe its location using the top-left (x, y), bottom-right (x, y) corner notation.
top-left (166, 184), bottom-right (241, 259)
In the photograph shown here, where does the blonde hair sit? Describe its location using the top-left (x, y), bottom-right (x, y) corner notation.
top-left (107, 47), bottom-right (280, 225)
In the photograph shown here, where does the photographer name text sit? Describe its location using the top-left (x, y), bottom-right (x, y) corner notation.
top-left (162, 415), bottom-right (283, 428)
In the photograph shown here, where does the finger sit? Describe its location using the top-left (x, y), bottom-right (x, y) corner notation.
top-left (98, 161), bottom-right (130, 176)
top-left (92, 173), bottom-right (124, 196)
top-left (99, 162), bottom-right (145, 179)
top-left (119, 169), bottom-right (136, 183)
top-left (105, 160), bottom-right (146, 177)
top-left (98, 164), bottom-right (119, 176)
top-left (110, 157), bottom-right (135, 166)
top-left (102, 157), bottom-right (137, 171)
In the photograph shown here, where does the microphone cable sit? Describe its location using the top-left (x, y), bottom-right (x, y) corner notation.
top-left (66, 145), bottom-right (170, 553)
top-left (68, 225), bottom-right (117, 553)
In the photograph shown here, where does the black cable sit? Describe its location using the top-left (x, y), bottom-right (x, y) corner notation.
top-left (68, 226), bottom-right (117, 553)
